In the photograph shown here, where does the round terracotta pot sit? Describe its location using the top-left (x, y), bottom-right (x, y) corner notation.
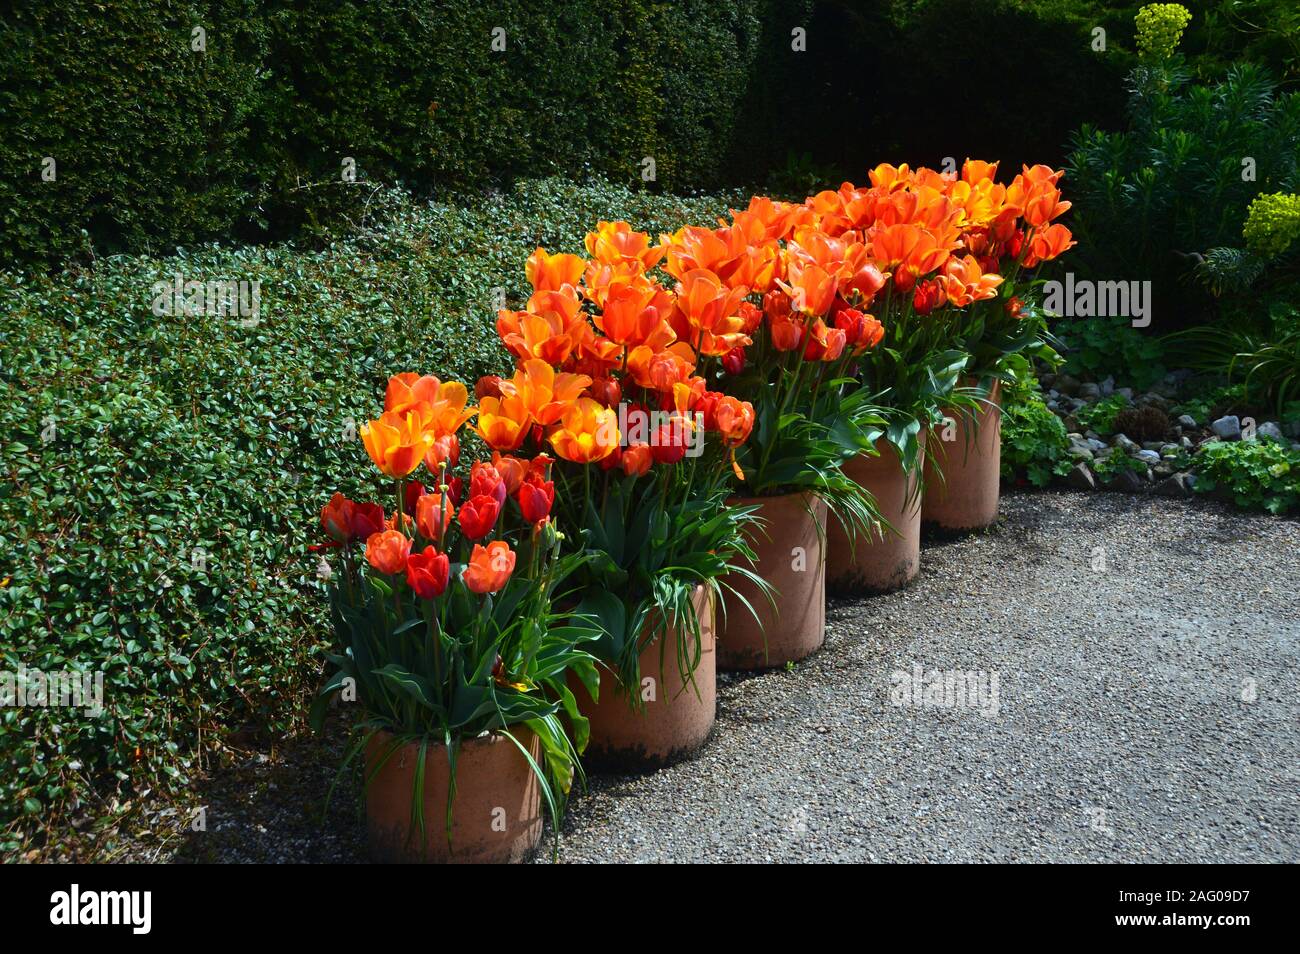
top-left (827, 432), bottom-right (926, 593)
top-left (364, 727), bottom-right (542, 864)
top-left (717, 491), bottom-right (826, 671)
top-left (922, 381), bottom-right (1002, 531)
top-left (574, 584), bottom-right (715, 770)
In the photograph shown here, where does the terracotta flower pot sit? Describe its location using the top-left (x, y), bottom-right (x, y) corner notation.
top-left (574, 584), bottom-right (715, 769)
top-left (923, 381), bottom-right (1002, 531)
top-left (717, 491), bottom-right (826, 670)
top-left (827, 432), bottom-right (926, 593)
top-left (364, 727), bottom-right (542, 864)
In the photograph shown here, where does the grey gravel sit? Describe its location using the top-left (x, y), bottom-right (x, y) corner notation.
top-left (545, 492), bottom-right (1300, 863)
top-left (139, 493), bottom-right (1298, 864)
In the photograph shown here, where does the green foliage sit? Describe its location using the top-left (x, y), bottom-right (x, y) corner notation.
top-left (1053, 316), bottom-right (1167, 389)
top-left (1172, 381), bottom-right (1249, 423)
top-left (1066, 62), bottom-right (1300, 329)
top-left (0, 177), bottom-right (736, 851)
top-left (1076, 394), bottom-right (1133, 435)
top-left (1165, 300), bottom-right (1300, 415)
top-left (0, 0), bottom-right (764, 269)
top-left (1000, 385), bottom-right (1073, 487)
top-left (1194, 438), bottom-right (1300, 513)
top-left (1093, 448), bottom-right (1152, 482)
top-left (1243, 192), bottom-right (1300, 257)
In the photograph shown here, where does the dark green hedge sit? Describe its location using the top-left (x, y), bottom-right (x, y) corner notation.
top-left (2, 0), bottom-right (1143, 269)
top-left (0, 0), bottom-right (766, 268)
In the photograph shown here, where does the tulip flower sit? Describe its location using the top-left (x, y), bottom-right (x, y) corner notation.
top-left (403, 482), bottom-right (426, 516)
top-left (713, 396), bottom-right (755, 448)
top-left (500, 358), bottom-right (591, 426)
top-left (405, 546), bottom-right (450, 599)
top-left (475, 393), bottom-right (532, 451)
top-left (415, 492), bottom-right (456, 541)
top-left (548, 397), bottom-right (620, 463)
top-left (491, 453), bottom-right (527, 494)
top-left (525, 247), bottom-right (586, 291)
top-left (457, 494), bottom-right (501, 540)
top-left (320, 493), bottom-right (355, 542)
top-left (517, 475), bottom-right (555, 525)
top-left (463, 541), bottom-right (516, 594)
top-left (722, 346), bottom-right (745, 375)
top-left (470, 461), bottom-right (508, 506)
top-left (649, 419), bottom-right (690, 465)
top-left (365, 530), bottom-right (412, 576)
top-left (349, 502), bottom-right (385, 540)
top-left (621, 443), bottom-right (653, 477)
top-left (384, 373), bottom-right (442, 414)
top-left (361, 408), bottom-right (436, 478)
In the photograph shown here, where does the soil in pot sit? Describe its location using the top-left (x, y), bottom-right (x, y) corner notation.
top-left (827, 433), bottom-right (926, 593)
top-left (922, 381), bottom-right (1002, 532)
top-left (364, 727), bottom-right (542, 864)
top-left (573, 584), bottom-right (715, 771)
top-left (717, 491), bottom-right (826, 670)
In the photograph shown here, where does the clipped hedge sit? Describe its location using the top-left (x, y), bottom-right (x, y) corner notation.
top-left (0, 0), bottom-right (765, 268)
top-left (0, 178), bottom-right (741, 852)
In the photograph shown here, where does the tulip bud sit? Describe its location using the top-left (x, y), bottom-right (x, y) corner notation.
top-left (475, 375), bottom-right (504, 400)
top-left (722, 346), bottom-right (745, 375)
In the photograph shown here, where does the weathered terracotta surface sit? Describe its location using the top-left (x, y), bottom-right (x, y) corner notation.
top-left (575, 585), bottom-right (715, 770)
top-left (922, 381), bottom-right (1002, 531)
top-left (717, 492), bottom-right (826, 670)
top-left (827, 433), bottom-right (926, 593)
top-left (365, 728), bottom-right (542, 864)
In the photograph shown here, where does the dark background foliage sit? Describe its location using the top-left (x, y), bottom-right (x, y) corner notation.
top-left (2, 0), bottom-right (1137, 269)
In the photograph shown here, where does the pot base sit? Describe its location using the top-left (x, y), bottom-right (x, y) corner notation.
top-left (575, 585), bottom-right (716, 772)
top-left (717, 492), bottom-right (826, 671)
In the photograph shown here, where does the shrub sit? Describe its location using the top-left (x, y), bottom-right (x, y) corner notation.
top-left (1076, 394), bottom-right (1136, 435)
top-left (1052, 315), bottom-right (1167, 389)
top-left (0, 178), bottom-right (738, 854)
top-left (1194, 438), bottom-right (1300, 513)
top-left (1000, 384), bottom-right (1073, 487)
top-left (1066, 58), bottom-right (1300, 331)
top-left (0, 0), bottom-right (764, 269)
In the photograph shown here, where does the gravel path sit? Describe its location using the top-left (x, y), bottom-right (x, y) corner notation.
top-left (168, 490), bottom-right (1300, 863)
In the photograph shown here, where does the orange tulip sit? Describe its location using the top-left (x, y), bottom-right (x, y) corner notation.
top-left (621, 442), bottom-right (653, 477)
top-left (525, 247), bottom-right (585, 292)
top-left (384, 373), bottom-right (442, 414)
top-left (463, 541), bottom-right (516, 594)
top-left (500, 358), bottom-right (592, 426)
top-left (713, 396), bottom-right (755, 448)
top-left (491, 453), bottom-right (527, 494)
top-left (548, 397), bottom-right (620, 463)
top-left (360, 408), bottom-right (435, 478)
top-left (777, 262), bottom-right (838, 317)
top-left (475, 393), bottom-right (532, 451)
top-left (1021, 223), bottom-right (1076, 267)
top-left (415, 492), bottom-right (456, 541)
top-left (939, 255), bottom-right (1004, 306)
top-left (584, 220), bottom-right (665, 271)
top-left (365, 529), bottom-right (412, 576)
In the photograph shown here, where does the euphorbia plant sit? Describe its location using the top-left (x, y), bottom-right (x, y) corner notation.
top-left (310, 372), bottom-right (598, 849)
top-left (486, 222), bottom-right (766, 697)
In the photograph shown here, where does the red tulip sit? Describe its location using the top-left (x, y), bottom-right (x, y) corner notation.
top-left (470, 461), bottom-right (507, 506)
top-left (321, 493), bottom-right (355, 542)
top-left (518, 476), bottom-right (555, 524)
top-left (349, 502), bottom-right (385, 540)
top-left (722, 346), bottom-right (745, 375)
top-left (404, 481), bottom-right (426, 517)
top-left (405, 546), bottom-right (450, 599)
top-left (457, 494), bottom-right (501, 540)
